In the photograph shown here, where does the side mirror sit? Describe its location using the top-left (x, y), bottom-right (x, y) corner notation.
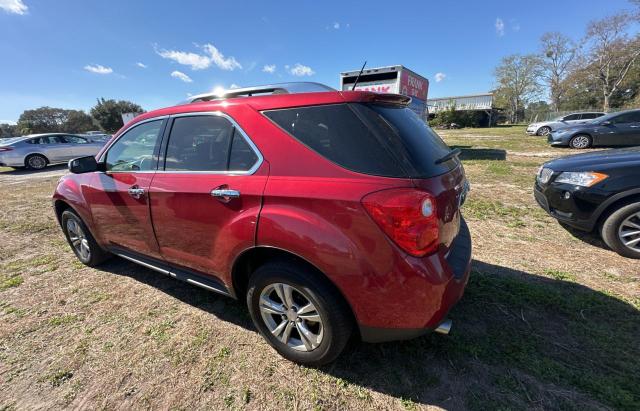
top-left (68, 156), bottom-right (100, 174)
top-left (600, 120), bottom-right (612, 126)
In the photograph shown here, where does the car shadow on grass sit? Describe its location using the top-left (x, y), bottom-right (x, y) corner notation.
top-left (97, 257), bottom-right (639, 410)
top-left (98, 257), bottom-right (254, 331)
top-left (558, 222), bottom-right (610, 252)
top-left (323, 260), bottom-right (640, 410)
top-left (450, 145), bottom-right (507, 161)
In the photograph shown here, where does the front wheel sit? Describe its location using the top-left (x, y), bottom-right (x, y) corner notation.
top-left (569, 134), bottom-right (592, 149)
top-left (246, 261), bottom-right (353, 366)
top-left (61, 210), bottom-right (111, 266)
top-left (537, 126), bottom-right (551, 136)
top-left (601, 203), bottom-right (640, 259)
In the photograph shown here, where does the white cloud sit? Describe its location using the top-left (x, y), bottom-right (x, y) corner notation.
top-left (136, 62), bottom-right (147, 68)
top-left (0, 0), bottom-right (27, 15)
top-left (157, 43), bottom-right (241, 71)
top-left (171, 70), bottom-right (193, 83)
top-left (84, 64), bottom-right (113, 75)
top-left (288, 63), bottom-right (315, 77)
top-left (262, 64), bottom-right (276, 74)
top-left (495, 18), bottom-right (505, 36)
top-left (333, 22), bottom-right (340, 29)
top-left (434, 72), bottom-right (447, 83)
top-left (511, 20), bottom-right (521, 32)
top-left (229, 83), bottom-right (240, 89)
top-left (0, 119), bottom-right (17, 125)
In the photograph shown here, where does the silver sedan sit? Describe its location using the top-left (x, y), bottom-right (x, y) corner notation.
top-left (0, 133), bottom-right (105, 170)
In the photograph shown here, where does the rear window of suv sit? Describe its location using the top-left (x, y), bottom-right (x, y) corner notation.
top-left (264, 103), bottom-right (454, 178)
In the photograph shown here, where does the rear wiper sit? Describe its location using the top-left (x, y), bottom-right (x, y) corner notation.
top-left (435, 148), bottom-right (462, 164)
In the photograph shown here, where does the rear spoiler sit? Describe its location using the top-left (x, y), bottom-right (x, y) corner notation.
top-left (358, 92), bottom-right (411, 106)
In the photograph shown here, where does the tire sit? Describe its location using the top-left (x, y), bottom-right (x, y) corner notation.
top-left (601, 202), bottom-right (640, 259)
top-left (61, 210), bottom-right (111, 266)
top-left (246, 260), bottom-right (353, 366)
top-left (25, 154), bottom-right (48, 170)
top-left (537, 126), bottom-right (551, 136)
top-left (569, 134), bottom-right (592, 149)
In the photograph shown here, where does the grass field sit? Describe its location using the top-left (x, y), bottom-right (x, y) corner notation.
top-left (1, 126), bottom-right (638, 410)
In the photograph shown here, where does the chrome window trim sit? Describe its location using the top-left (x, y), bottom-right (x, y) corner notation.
top-left (156, 111), bottom-right (264, 176)
top-left (98, 115), bottom-right (169, 165)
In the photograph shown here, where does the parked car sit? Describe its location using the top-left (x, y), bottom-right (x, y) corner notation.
top-left (0, 133), bottom-right (105, 170)
top-left (547, 109), bottom-right (640, 149)
top-left (80, 133), bottom-right (111, 143)
top-left (534, 147), bottom-right (640, 259)
top-left (527, 112), bottom-right (605, 136)
top-left (53, 83), bottom-right (472, 365)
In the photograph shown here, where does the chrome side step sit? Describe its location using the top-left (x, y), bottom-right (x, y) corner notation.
top-left (112, 250), bottom-right (232, 297)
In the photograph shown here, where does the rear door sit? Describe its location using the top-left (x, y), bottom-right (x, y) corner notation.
top-left (63, 135), bottom-right (102, 157)
top-left (563, 114), bottom-right (582, 125)
top-left (33, 135), bottom-right (71, 162)
top-left (149, 113), bottom-right (267, 280)
top-left (86, 118), bottom-right (165, 258)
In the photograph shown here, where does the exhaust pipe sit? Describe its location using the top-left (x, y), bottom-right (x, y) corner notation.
top-left (434, 319), bottom-right (452, 335)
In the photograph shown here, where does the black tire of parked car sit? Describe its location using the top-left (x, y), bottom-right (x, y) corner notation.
top-left (246, 260), bottom-right (353, 366)
top-left (569, 134), bottom-right (593, 149)
top-left (25, 154), bottom-right (49, 170)
top-left (61, 209), bottom-right (111, 266)
top-left (537, 126), bottom-right (551, 136)
top-left (601, 202), bottom-right (640, 259)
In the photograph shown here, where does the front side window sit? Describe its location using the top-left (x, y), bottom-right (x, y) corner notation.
top-left (164, 115), bottom-right (258, 172)
top-left (612, 112), bottom-right (640, 124)
top-left (64, 135), bottom-right (89, 144)
top-left (105, 120), bottom-right (163, 172)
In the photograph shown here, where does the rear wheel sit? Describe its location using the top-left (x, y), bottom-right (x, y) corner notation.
top-left (61, 210), bottom-right (111, 266)
top-left (25, 154), bottom-right (48, 170)
top-left (246, 260), bottom-right (353, 366)
top-left (569, 134), bottom-right (592, 149)
top-left (537, 126), bottom-right (551, 136)
top-left (601, 203), bottom-right (640, 259)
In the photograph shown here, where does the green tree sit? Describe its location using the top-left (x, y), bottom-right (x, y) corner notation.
top-left (90, 98), bottom-right (144, 133)
top-left (65, 110), bottom-right (98, 133)
top-left (0, 123), bottom-right (19, 138)
top-left (17, 107), bottom-right (70, 134)
top-left (493, 54), bottom-right (542, 123)
top-left (539, 32), bottom-right (577, 111)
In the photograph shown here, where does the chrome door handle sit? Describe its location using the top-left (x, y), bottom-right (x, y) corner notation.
top-left (127, 187), bottom-right (145, 199)
top-left (211, 188), bottom-right (240, 202)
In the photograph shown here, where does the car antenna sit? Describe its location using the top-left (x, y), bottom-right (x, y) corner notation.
top-left (351, 61), bottom-right (367, 91)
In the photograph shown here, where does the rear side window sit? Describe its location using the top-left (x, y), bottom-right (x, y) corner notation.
top-left (264, 103), bottom-right (453, 178)
top-left (164, 115), bottom-right (259, 172)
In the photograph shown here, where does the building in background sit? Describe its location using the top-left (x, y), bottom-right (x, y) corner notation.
top-left (340, 65), bottom-right (429, 119)
top-left (427, 93), bottom-right (497, 126)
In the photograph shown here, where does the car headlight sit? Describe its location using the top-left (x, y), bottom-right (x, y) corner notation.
top-left (555, 172), bottom-right (608, 187)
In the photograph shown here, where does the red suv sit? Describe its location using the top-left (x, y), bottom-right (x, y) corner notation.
top-left (53, 83), bottom-right (472, 365)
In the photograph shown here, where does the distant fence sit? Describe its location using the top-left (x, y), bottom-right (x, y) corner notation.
top-left (528, 108), bottom-right (623, 123)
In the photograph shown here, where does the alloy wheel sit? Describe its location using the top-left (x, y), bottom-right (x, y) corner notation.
top-left (618, 212), bottom-right (640, 253)
top-left (66, 218), bottom-right (91, 261)
top-left (539, 127), bottom-right (551, 136)
top-left (259, 283), bottom-right (324, 352)
top-left (28, 155), bottom-right (46, 169)
top-left (570, 136), bottom-right (590, 149)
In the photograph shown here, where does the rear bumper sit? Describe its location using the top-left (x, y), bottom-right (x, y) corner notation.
top-left (359, 218), bottom-right (472, 342)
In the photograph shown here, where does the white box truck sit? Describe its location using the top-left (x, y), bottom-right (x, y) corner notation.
top-left (340, 65), bottom-right (429, 119)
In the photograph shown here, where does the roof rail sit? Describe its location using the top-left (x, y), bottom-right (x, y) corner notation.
top-left (184, 82), bottom-right (335, 104)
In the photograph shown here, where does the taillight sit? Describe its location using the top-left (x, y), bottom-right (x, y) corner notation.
top-left (0, 147), bottom-right (12, 152)
top-left (362, 188), bottom-right (439, 257)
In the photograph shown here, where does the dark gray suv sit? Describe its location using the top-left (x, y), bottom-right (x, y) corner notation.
top-left (548, 109), bottom-right (640, 149)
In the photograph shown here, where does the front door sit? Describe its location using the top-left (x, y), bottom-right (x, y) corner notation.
top-left (86, 119), bottom-right (165, 258)
top-left (149, 114), bottom-right (267, 281)
top-left (605, 112), bottom-right (640, 146)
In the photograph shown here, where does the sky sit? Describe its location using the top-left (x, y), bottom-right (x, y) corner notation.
top-left (0, 0), bottom-right (635, 123)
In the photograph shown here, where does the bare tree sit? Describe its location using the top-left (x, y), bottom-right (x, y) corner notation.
top-left (584, 12), bottom-right (640, 110)
top-left (494, 54), bottom-right (542, 123)
top-left (539, 32), bottom-right (577, 111)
